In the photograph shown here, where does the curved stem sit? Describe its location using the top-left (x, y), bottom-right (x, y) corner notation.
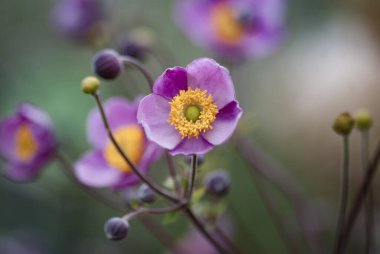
top-left (54, 151), bottom-right (181, 253)
top-left (124, 202), bottom-right (187, 221)
top-left (213, 225), bottom-right (243, 254)
top-left (119, 55), bottom-right (154, 90)
top-left (92, 92), bottom-right (178, 202)
top-left (55, 151), bottom-right (123, 210)
top-left (334, 136), bottom-right (350, 252)
top-left (361, 130), bottom-right (375, 254)
top-left (250, 166), bottom-right (302, 254)
top-left (185, 155), bottom-right (197, 200)
top-left (166, 152), bottom-right (182, 195)
top-left (233, 135), bottom-right (326, 254)
top-left (183, 206), bottom-right (230, 254)
top-left (336, 140), bottom-right (380, 253)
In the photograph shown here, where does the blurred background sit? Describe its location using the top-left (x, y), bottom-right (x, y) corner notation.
top-left (1, 0), bottom-right (380, 253)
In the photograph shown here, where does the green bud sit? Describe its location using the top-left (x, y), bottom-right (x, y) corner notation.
top-left (355, 109), bottom-right (373, 131)
top-left (81, 76), bottom-right (100, 94)
top-left (332, 112), bottom-right (354, 136)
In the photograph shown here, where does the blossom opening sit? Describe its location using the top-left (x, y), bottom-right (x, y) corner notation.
top-left (103, 125), bottom-right (144, 173)
top-left (210, 3), bottom-right (244, 45)
top-left (169, 88), bottom-right (219, 139)
top-left (16, 124), bottom-right (38, 162)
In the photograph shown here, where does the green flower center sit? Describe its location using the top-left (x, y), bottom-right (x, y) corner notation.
top-left (185, 105), bottom-right (201, 122)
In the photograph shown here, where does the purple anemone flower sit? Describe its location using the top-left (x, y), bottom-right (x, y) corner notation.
top-left (75, 97), bottom-right (162, 189)
top-left (175, 0), bottom-right (285, 60)
top-left (137, 58), bottom-right (242, 156)
top-left (0, 103), bottom-right (56, 181)
top-left (52, 0), bottom-right (104, 43)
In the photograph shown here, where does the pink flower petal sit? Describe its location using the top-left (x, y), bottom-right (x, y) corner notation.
top-left (74, 150), bottom-right (123, 188)
top-left (202, 100), bottom-right (243, 145)
top-left (153, 67), bottom-right (188, 99)
top-left (170, 136), bottom-right (214, 156)
top-left (137, 94), bottom-right (182, 150)
top-left (87, 97), bottom-right (139, 149)
top-left (186, 58), bottom-right (235, 108)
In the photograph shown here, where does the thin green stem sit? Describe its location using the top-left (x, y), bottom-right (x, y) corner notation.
top-left (166, 152), bottom-right (182, 195)
top-left (335, 140), bottom-right (380, 253)
top-left (183, 206), bottom-right (230, 254)
top-left (119, 55), bottom-right (154, 90)
top-left (213, 225), bottom-right (243, 254)
top-left (361, 130), bottom-right (375, 254)
top-left (55, 151), bottom-right (180, 253)
top-left (92, 92), bottom-right (178, 202)
top-left (334, 136), bottom-right (350, 252)
top-left (233, 135), bottom-right (325, 254)
top-left (185, 155), bottom-right (197, 200)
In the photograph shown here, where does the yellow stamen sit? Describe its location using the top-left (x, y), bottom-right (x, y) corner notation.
top-left (103, 125), bottom-right (145, 173)
top-left (210, 3), bottom-right (244, 45)
top-left (16, 124), bottom-right (38, 162)
top-left (168, 88), bottom-right (219, 139)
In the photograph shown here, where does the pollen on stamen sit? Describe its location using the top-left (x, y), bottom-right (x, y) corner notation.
top-left (168, 88), bottom-right (219, 139)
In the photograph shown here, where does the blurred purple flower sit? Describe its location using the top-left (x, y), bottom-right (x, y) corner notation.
top-left (0, 103), bottom-right (56, 182)
top-left (137, 58), bottom-right (242, 155)
top-left (52, 0), bottom-right (105, 43)
top-left (174, 0), bottom-right (285, 60)
top-left (75, 97), bottom-right (162, 190)
top-left (0, 237), bottom-right (45, 254)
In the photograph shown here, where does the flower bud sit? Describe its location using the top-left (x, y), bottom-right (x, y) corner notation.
top-left (204, 170), bottom-right (230, 197)
top-left (104, 217), bottom-right (129, 241)
top-left (118, 35), bottom-right (146, 61)
top-left (93, 49), bottom-right (122, 80)
top-left (332, 112), bottom-right (354, 136)
top-left (185, 154), bottom-right (205, 167)
top-left (137, 184), bottom-right (156, 203)
top-left (355, 109), bottom-right (373, 131)
top-left (81, 76), bottom-right (100, 94)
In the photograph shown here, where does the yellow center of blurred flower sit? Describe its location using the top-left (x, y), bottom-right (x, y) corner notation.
top-left (168, 88), bottom-right (219, 139)
top-left (16, 124), bottom-right (38, 162)
top-left (210, 3), bottom-right (244, 44)
top-left (103, 125), bottom-right (145, 173)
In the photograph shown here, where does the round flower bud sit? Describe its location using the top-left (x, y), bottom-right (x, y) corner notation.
top-left (137, 184), bottom-right (156, 203)
top-left (355, 109), bottom-right (373, 131)
top-left (81, 76), bottom-right (100, 94)
top-left (104, 217), bottom-right (129, 241)
top-left (185, 154), bottom-right (205, 167)
top-left (118, 36), bottom-right (146, 61)
top-left (332, 112), bottom-right (354, 136)
top-left (93, 49), bottom-right (122, 80)
top-left (204, 170), bottom-right (230, 197)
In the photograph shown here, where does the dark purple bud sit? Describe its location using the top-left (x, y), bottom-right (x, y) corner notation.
top-left (93, 49), bottom-right (122, 80)
top-left (185, 155), bottom-right (205, 167)
top-left (137, 184), bottom-right (156, 203)
top-left (104, 217), bottom-right (129, 241)
top-left (118, 36), bottom-right (146, 61)
top-left (204, 170), bottom-right (230, 197)
top-left (52, 0), bottom-right (104, 43)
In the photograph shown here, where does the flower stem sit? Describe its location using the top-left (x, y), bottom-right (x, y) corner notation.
top-left (334, 136), bottom-right (350, 252)
top-left (361, 130), bottom-right (375, 254)
top-left (233, 135), bottom-right (326, 254)
top-left (92, 92), bottom-right (178, 202)
top-left (213, 224), bottom-right (244, 254)
top-left (54, 151), bottom-right (181, 253)
top-left (119, 55), bottom-right (154, 90)
top-left (185, 155), bottom-right (197, 200)
top-left (166, 152), bottom-right (182, 195)
top-left (335, 140), bottom-right (380, 253)
top-left (249, 166), bottom-right (302, 254)
top-left (183, 206), bottom-right (230, 254)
